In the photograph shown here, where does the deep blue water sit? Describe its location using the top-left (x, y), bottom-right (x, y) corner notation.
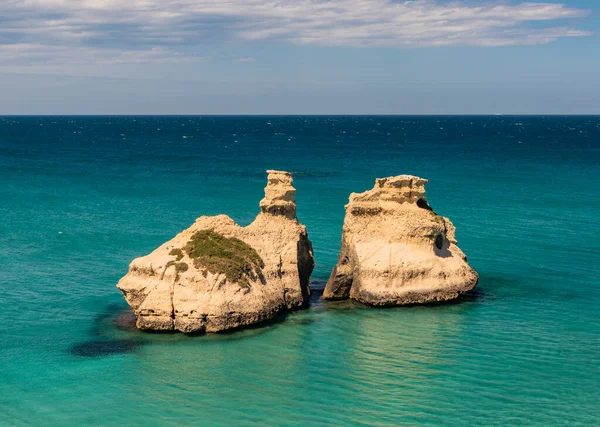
top-left (0, 116), bottom-right (599, 426)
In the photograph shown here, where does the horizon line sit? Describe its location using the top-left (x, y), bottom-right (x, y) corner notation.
top-left (1, 113), bottom-right (600, 117)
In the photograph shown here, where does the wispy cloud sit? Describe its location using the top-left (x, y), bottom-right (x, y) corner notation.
top-left (0, 1), bottom-right (592, 65)
top-left (0, 44), bottom-right (207, 66)
top-left (233, 57), bottom-right (256, 63)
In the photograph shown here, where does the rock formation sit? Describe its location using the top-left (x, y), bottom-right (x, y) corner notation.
top-left (323, 175), bottom-right (477, 305)
top-left (117, 170), bottom-right (314, 333)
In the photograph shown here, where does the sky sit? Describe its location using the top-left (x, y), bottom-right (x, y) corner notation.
top-left (0, 0), bottom-right (598, 115)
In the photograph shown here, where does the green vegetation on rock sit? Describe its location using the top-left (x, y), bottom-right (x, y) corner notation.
top-left (161, 260), bottom-right (189, 281)
top-left (428, 210), bottom-right (444, 223)
top-left (184, 229), bottom-right (264, 287)
top-left (132, 264), bottom-right (156, 276)
top-left (169, 248), bottom-right (184, 261)
top-left (175, 262), bottom-right (189, 273)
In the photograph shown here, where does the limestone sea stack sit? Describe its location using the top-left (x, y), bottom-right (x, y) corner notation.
top-left (117, 170), bottom-right (314, 333)
top-left (323, 175), bottom-right (478, 306)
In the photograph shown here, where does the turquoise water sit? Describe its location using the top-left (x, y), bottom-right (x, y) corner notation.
top-left (1, 116), bottom-right (599, 426)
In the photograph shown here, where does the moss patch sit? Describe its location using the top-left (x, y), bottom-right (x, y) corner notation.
top-left (161, 261), bottom-right (188, 281)
top-left (169, 248), bottom-right (184, 261)
top-left (184, 229), bottom-right (264, 287)
top-left (175, 262), bottom-right (189, 273)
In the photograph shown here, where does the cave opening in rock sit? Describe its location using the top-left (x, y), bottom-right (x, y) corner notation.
top-left (417, 198), bottom-right (433, 211)
top-left (435, 234), bottom-right (444, 250)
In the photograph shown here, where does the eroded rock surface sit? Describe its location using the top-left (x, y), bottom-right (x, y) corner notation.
top-left (323, 175), bottom-right (477, 306)
top-left (117, 170), bottom-right (314, 333)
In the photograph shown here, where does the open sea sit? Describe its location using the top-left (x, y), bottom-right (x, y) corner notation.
top-left (0, 116), bottom-right (598, 426)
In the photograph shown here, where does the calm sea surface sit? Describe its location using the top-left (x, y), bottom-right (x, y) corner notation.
top-left (0, 116), bottom-right (599, 426)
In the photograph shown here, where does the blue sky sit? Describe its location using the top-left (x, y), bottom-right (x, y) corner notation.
top-left (0, 0), bottom-right (598, 114)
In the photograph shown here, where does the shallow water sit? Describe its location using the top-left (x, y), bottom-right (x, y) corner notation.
top-left (1, 116), bottom-right (599, 426)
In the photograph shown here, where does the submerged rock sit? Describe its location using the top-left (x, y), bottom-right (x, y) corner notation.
top-left (323, 175), bottom-right (478, 306)
top-left (117, 170), bottom-right (314, 333)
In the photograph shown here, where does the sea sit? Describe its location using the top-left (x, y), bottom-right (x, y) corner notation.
top-left (0, 116), bottom-right (598, 426)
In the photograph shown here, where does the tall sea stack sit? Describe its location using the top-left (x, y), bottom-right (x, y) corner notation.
top-left (323, 175), bottom-right (478, 305)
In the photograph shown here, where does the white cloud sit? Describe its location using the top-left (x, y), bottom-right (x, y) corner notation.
top-left (0, 0), bottom-right (593, 65)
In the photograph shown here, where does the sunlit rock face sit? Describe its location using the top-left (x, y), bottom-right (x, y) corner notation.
top-left (323, 175), bottom-right (478, 306)
top-left (117, 170), bottom-right (314, 333)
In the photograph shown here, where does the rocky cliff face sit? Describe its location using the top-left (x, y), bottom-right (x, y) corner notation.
top-left (323, 175), bottom-right (477, 305)
top-left (117, 170), bottom-right (314, 333)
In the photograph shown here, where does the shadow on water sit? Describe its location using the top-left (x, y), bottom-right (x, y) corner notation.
top-left (70, 339), bottom-right (144, 358)
top-left (309, 280), bottom-right (326, 302)
top-left (90, 303), bottom-right (135, 334)
top-left (69, 277), bottom-right (495, 357)
top-left (69, 303), bottom-right (147, 358)
top-left (186, 311), bottom-right (291, 338)
top-left (414, 287), bottom-right (485, 307)
top-left (69, 291), bottom-right (312, 357)
top-left (318, 279), bottom-right (490, 311)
